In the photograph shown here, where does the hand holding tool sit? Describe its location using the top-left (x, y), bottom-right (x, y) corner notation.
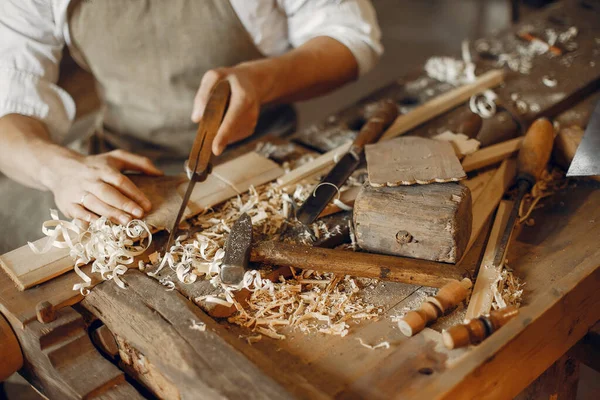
top-left (165, 80), bottom-right (231, 251)
top-left (295, 100), bottom-right (398, 225)
top-left (492, 118), bottom-right (554, 268)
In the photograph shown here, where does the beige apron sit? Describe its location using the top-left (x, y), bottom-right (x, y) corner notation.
top-left (0, 0), bottom-right (295, 252)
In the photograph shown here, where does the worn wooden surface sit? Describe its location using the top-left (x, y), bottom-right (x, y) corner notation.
top-left (0, 312), bottom-right (22, 380)
top-left (354, 182), bottom-right (472, 263)
top-left (365, 137), bottom-right (466, 186)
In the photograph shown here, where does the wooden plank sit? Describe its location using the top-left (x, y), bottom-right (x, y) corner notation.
top-left (0, 240), bottom-right (72, 291)
top-left (353, 183), bottom-right (472, 263)
top-left (276, 141), bottom-right (352, 189)
top-left (515, 353), bottom-right (580, 400)
top-left (464, 158), bottom-right (517, 258)
top-left (0, 312), bottom-right (22, 380)
top-left (366, 137), bottom-right (466, 186)
top-left (461, 137), bottom-right (522, 173)
top-left (380, 70), bottom-right (505, 140)
top-left (464, 200), bottom-right (514, 321)
top-left (80, 270), bottom-right (293, 400)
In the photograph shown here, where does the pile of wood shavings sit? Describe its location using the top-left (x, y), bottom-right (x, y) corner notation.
top-left (30, 210), bottom-right (152, 294)
top-left (491, 267), bottom-right (524, 310)
top-left (228, 270), bottom-right (380, 340)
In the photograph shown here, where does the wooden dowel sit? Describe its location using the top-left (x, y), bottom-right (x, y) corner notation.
top-left (461, 137), bottom-right (522, 172)
top-left (250, 242), bottom-right (465, 288)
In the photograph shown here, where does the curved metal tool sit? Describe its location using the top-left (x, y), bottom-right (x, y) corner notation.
top-left (165, 80), bottom-right (231, 251)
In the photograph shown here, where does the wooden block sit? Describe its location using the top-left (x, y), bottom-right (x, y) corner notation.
top-left (0, 239), bottom-right (73, 290)
top-left (365, 137), bottom-right (466, 187)
top-left (380, 69), bottom-right (505, 140)
top-left (433, 130), bottom-right (481, 159)
top-left (462, 137), bottom-right (522, 173)
top-left (464, 158), bottom-right (517, 259)
top-left (211, 151), bottom-right (284, 193)
top-left (353, 182), bottom-right (472, 263)
top-left (465, 200), bottom-right (514, 321)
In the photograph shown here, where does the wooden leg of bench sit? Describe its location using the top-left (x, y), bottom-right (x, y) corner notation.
top-left (515, 353), bottom-right (580, 400)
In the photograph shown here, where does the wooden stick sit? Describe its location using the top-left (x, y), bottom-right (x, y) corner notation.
top-left (462, 137), bottom-right (522, 172)
top-left (443, 306), bottom-right (519, 349)
top-left (463, 158), bottom-right (517, 259)
top-left (276, 142), bottom-right (352, 189)
top-left (381, 70), bottom-right (505, 140)
top-left (465, 200), bottom-right (514, 321)
top-left (250, 241), bottom-right (465, 288)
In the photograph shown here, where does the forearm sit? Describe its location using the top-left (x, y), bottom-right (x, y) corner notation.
top-left (0, 114), bottom-right (72, 191)
top-left (242, 36), bottom-right (359, 105)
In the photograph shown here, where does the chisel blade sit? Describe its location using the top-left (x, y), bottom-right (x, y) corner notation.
top-left (567, 100), bottom-right (600, 177)
top-left (295, 151), bottom-right (361, 226)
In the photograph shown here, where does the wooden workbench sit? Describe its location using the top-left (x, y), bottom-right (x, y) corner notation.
top-left (1, 1), bottom-right (599, 399)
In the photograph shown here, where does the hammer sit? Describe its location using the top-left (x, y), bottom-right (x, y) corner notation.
top-left (219, 214), bottom-right (465, 288)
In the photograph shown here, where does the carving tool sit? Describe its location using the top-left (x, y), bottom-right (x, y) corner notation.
top-left (442, 306), bottom-right (519, 349)
top-left (567, 99), bottom-right (600, 178)
top-left (219, 213), bottom-right (252, 285)
top-left (491, 118), bottom-right (555, 269)
top-left (295, 100), bottom-right (398, 225)
top-left (164, 80), bottom-right (231, 251)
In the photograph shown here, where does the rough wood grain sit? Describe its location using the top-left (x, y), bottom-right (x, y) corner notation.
top-left (81, 271), bottom-right (292, 400)
top-left (464, 200), bottom-right (514, 321)
top-left (380, 70), bottom-right (505, 140)
top-left (250, 241), bottom-right (466, 288)
top-left (461, 137), bottom-right (522, 173)
top-left (366, 137), bottom-right (466, 186)
top-left (354, 183), bottom-right (472, 263)
top-left (515, 353), bottom-right (580, 400)
top-left (0, 239), bottom-right (73, 290)
top-left (464, 158), bottom-right (517, 259)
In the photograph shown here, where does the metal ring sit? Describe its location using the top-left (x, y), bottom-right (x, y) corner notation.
top-left (79, 192), bottom-right (89, 206)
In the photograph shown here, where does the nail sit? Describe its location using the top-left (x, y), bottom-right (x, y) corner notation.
top-left (132, 207), bottom-right (143, 218)
top-left (119, 215), bottom-right (131, 225)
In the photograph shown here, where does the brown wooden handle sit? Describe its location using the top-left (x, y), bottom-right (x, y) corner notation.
top-left (250, 241), bottom-right (463, 288)
top-left (0, 312), bottom-right (23, 381)
top-left (352, 100), bottom-right (399, 148)
top-left (517, 118), bottom-right (555, 181)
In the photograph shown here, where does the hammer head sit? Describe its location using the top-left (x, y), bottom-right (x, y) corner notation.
top-left (219, 213), bottom-right (253, 285)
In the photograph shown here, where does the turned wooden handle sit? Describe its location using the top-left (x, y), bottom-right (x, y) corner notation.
top-left (517, 118), bottom-right (555, 181)
top-left (250, 241), bottom-right (463, 288)
top-left (0, 313), bottom-right (23, 381)
top-left (352, 100), bottom-right (399, 148)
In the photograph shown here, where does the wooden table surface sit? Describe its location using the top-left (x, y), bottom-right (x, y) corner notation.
top-left (1, 2), bottom-right (600, 399)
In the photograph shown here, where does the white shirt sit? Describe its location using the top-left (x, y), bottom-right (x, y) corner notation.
top-left (0, 0), bottom-right (383, 143)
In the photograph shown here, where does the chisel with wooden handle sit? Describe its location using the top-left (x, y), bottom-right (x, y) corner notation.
top-left (295, 100), bottom-right (399, 225)
top-left (492, 118), bottom-right (555, 267)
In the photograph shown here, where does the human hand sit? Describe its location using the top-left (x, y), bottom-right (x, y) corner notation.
top-left (44, 149), bottom-right (163, 224)
top-left (191, 65), bottom-right (265, 156)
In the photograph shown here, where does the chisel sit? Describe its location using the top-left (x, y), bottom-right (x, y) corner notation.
top-left (492, 118), bottom-right (555, 267)
top-left (295, 100), bottom-right (399, 225)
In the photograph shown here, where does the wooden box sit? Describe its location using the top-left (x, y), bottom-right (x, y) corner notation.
top-left (353, 182), bottom-right (472, 263)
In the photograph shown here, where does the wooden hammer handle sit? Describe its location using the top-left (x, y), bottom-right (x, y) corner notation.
top-left (352, 100), bottom-right (399, 148)
top-left (517, 118), bottom-right (555, 181)
top-left (250, 241), bottom-right (464, 288)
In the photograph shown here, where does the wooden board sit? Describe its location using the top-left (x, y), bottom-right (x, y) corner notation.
top-left (353, 183), bottom-right (472, 263)
top-left (464, 158), bottom-right (517, 259)
top-left (365, 137), bottom-right (466, 187)
top-left (0, 152), bottom-right (283, 290)
top-left (461, 137), bottom-right (522, 173)
top-left (380, 70), bottom-right (505, 140)
top-left (464, 200), bottom-right (514, 321)
top-left (0, 240), bottom-right (73, 291)
top-left (461, 169), bottom-right (497, 203)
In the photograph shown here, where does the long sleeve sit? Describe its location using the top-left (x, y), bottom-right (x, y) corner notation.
top-left (0, 0), bottom-right (75, 143)
top-left (282, 0), bottom-right (383, 76)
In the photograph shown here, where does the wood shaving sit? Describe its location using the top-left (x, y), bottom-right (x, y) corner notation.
top-left (357, 338), bottom-right (391, 350)
top-left (189, 319), bottom-right (206, 332)
top-left (491, 268), bottom-right (524, 310)
top-left (29, 211), bottom-right (152, 294)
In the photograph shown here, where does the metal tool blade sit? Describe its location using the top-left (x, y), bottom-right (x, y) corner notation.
top-left (296, 150), bottom-right (361, 226)
top-left (164, 80), bottom-right (231, 251)
top-left (220, 213), bottom-right (253, 285)
top-left (567, 100), bottom-right (600, 177)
